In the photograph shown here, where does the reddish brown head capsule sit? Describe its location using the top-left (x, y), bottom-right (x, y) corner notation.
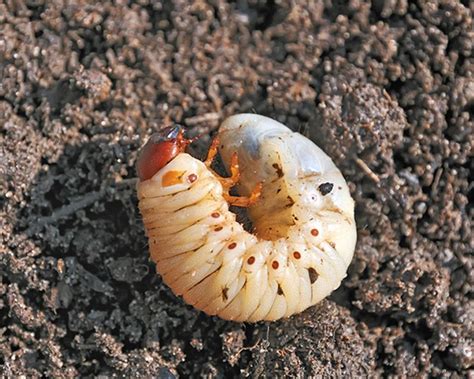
top-left (137, 125), bottom-right (192, 181)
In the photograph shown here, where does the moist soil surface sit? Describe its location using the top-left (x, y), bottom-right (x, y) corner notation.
top-left (1, 1), bottom-right (472, 377)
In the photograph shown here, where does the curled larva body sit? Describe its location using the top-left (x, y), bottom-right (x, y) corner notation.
top-left (137, 114), bottom-right (356, 322)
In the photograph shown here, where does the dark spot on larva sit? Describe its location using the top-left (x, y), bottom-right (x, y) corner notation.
top-left (285, 196), bottom-right (295, 208)
top-left (220, 144), bottom-right (224, 149)
top-left (276, 188), bottom-right (281, 194)
top-left (211, 212), bottom-right (220, 218)
top-left (338, 186), bottom-right (342, 190)
top-left (311, 228), bottom-right (319, 236)
top-left (293, 251), bottom-right (301, 259)
top-left (318, 182), bottom-right (334, 195)
top-left (308, 268), bottom-right (319, 284)
top-left (222, 287), bottom-right (229, 301)
top-left (228, 242), bottom-right (237, 249)
top-left (293, 214), bottom-right (299, 221)
top-left (277, 284), bottom-right (284, 295)
top-left (247, 256), bottom-right (255, 265)
top-left (272, 261), bottom-right (279, 269)
top-left (329, 241), bottom-right (336, 248)
top-left (272, 163), bottom-right (284, 178)
top-left (187, 173), bottom-right (197, 183)
top-left (214, 226), bottom-right (223, 231)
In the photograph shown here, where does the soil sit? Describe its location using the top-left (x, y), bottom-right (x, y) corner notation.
top-left (1, 0), bottom-right (472, 377)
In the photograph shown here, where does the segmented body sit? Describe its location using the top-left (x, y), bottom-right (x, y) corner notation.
top-left (137, 114), bottom-right (356, 322)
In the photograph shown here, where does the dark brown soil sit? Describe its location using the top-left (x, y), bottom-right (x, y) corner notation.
top-left (1, 1), bottom-right (472, 377)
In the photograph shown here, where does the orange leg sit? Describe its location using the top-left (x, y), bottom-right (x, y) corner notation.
top-left (220, 152), bottom-right (240, 190)
top-left (224, 182), bottom-right (263, 208)
top-left (205, 137), bottom-right (220, 167)
top-left (205, 137), bottom-right (262, 207)
top-left (206, 137), bottom-right (239, 189)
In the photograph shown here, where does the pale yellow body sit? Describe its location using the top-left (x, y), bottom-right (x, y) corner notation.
top-left (137, 114), bottom-right (357, 322)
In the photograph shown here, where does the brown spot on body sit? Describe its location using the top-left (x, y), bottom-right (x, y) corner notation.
top-left (308, 268), bottom-right (319, 284)
top-left (311, 228), bottom-right (319, 236)
top-left (162, 170), bottom-right (186, 187)
top-left (214, 226), bottom-right (223, 231)
top-left (318, 182), bottom-right (334, 195)
top-left (293, 251), bottom-right (301, 259)
top-left (327, 207), bottom-right (343, 215)
top-left (228, 242), bottom-right (237, 249)
top-left (277, 284), bottom-right (284, 295)
top-left (211, 212), bottom-right (220, 218)
top-left (247, 256), bottom-right (255, 265)
top-left (286, 196), bottom-right (295, 208)
top-left (187, 173), bottom-right (197, 183)
top-left (222, 287), bottom-right (229, 301)
top-left (272, 163), bottom-right (284, 178)
top-left (272, 261), bottom-right (279, 269)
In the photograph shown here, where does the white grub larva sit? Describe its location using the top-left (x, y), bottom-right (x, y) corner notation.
top-left (137, 114), bottom-right (357, 322)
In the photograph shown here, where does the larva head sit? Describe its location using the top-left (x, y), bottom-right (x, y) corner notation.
top-left (137, 125), bottom-right (191, 181)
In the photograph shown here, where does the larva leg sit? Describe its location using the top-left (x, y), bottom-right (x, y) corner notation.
top-left (205, 136), bottom-right (220, 167)
top-left (206, 137), bottom-right (262, 207)
top-left (223, 182), bottom-right (263, 207)
top-left (221, 153), bottom-right (263, 207)
top-left (220, 152), bottom-right (240, 189)
top-left (206, 137), bottom-right (240, 188)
